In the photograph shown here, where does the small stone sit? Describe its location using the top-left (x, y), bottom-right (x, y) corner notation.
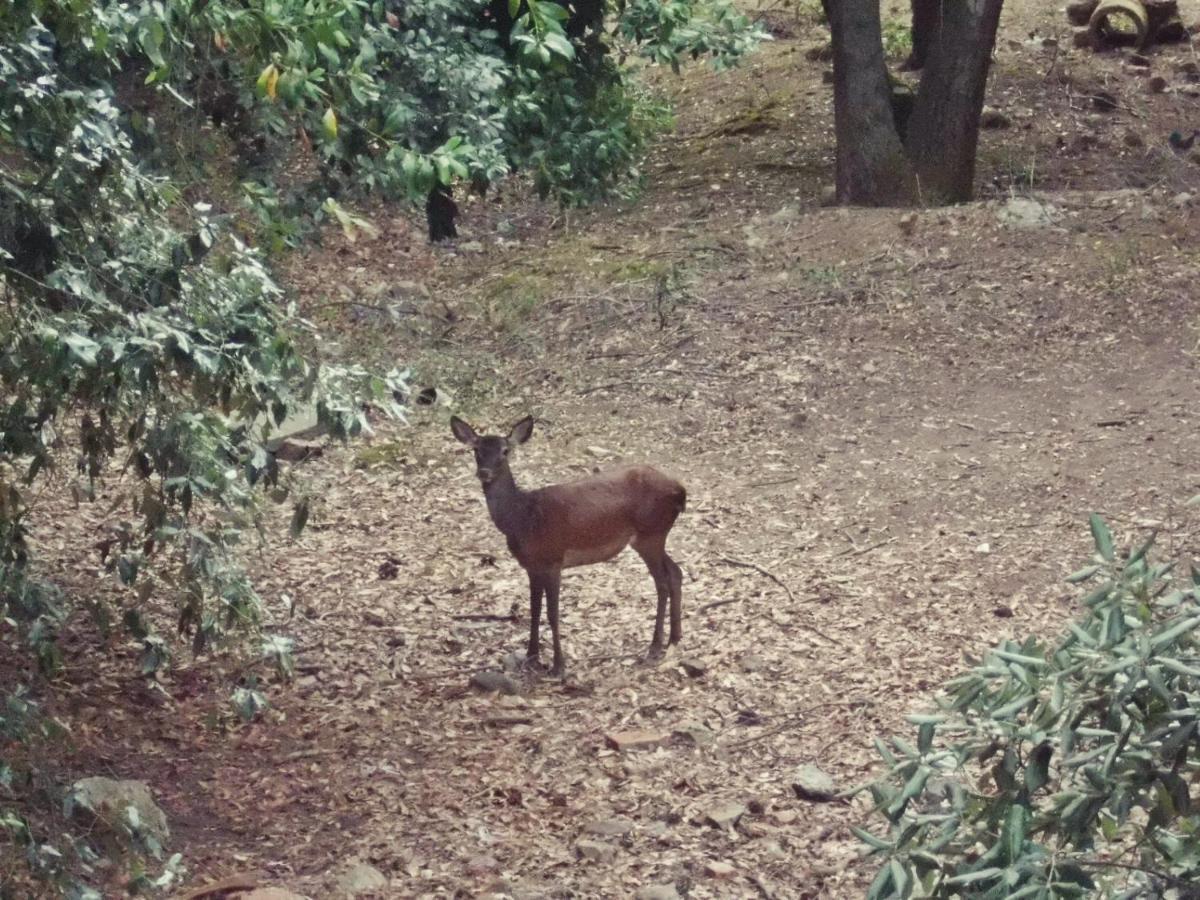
top-left (605, 729), bottom-right (670, 751)
top-left (576, 839), bottom-right (618, 863)
top-left (68, 778), bottom-right (170, 848)
top-left (635, 886), bottom-right (681, 900)
top-left (705, 861), bottom-right (736, 879)
top-left (821, 69), bottom-right (834, 84)
top-left (739, 653), bottom-right (768, 673)
top-left (583, 818), bottom-right (635, 837)
top-left (674, 722), bottom-right (715, 746)
top-left (467, 855), bottom-right (499, 875)
top-left (897, 213), bottom-right (917, 236)
top-left (793, 765), bottom-right (839, 802)
top-left (980, 107), bottom-right (1011, 129)
top-left (470, 670), bottom-right (521, 695)
top-left (993, 605), bottom-right (1015, 618)
top-left (1149, 75), bottom-right (1168, 93)
top-left (974, 542), bottom-right (991, 554)
top-left (1171, 192), bottom-right (1194, 208)
top-left (459, 240), bottom-right (485, 252)
top-left (585, 445), bottom-right (612, 458)
top-left (705, 802), bottom-right (747, 829)
top-left (336, 861), bottom-right (388, 895)
top-left (679, 658), bottom-right (708, 678)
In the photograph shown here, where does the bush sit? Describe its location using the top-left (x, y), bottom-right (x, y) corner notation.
top-left (859, 515), bottom-right (1200, 898)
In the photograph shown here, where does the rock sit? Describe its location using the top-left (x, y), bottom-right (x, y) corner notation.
top-left (605, 729), bottom-right (669, 751)
top-left (470, 670), bottom-right (521, 695)
top-left (1171, 192), bottom-right (1194, 208)
top-left (705, 802), bottom-right (747, 829)
top-left (897, 213), bottom-right (918, 236)
top-left (636, 886), bottom-right (680, 900)
top-left (974, 542), bottom-right (991, 554)
top-left (821, 69), bottom-right (834, 84)
top-left (467, 855), bottom-right (499, 875)
top-left (678, 658), bottom-right (708, 678)
top-left (335, 861), bottom-right (388, 896)
top-left (675, 722), bottom-right (715, 746)
top-left (68, 777), bottom-right (169, 850)
top-left (739, 653), bottom-right (767, 673)
top-left (793, 765), bottom-right (839, 802)
top-left (1149, 75), bottom-right (1168, 93)
top-left (980, 106), bottom-right (1011, 129)
top-left (997, 197), bottom-right (1060, 229)
top-left (273, 438), bottom-right (324, 463)
top-left (585, 445), bottom-right (612, 458)
top-left (583, 817), bottom-right (635, 837)
top-left (705, 861), bottom-right (736, 879)
top-left (576, 839), bottom-right (618, 863)
top-left (768, 203), bottom-right (801, 223)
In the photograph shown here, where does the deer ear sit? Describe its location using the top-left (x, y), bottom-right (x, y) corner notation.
top-left (450, 416), bottom-right (479, 446)
top-left (509, 416), bottom-right (535, 445)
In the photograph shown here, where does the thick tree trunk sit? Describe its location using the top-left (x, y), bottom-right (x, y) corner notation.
top-left (901, 0), bottom-right (940, 70)
top-left (827, 0), bottom-right (917, 204)
top-left (905, 0), bottom-right (1005, 201)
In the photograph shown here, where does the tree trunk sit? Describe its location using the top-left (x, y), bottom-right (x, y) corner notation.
top-left (827, 0), bottom-right (917, 204)
top-left (901, 0), bottom-right (940, 70)
top-left (905, 0), bottom-right (1005, 201)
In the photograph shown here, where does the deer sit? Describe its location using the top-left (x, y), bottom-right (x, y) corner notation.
top-left (450, 415), bottom-right (686, 677)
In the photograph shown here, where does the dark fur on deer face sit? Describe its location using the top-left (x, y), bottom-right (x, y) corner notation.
top-left (450, 414), bottom-right (685, 677)
top-left (452, 415), bottom-right (532, 485)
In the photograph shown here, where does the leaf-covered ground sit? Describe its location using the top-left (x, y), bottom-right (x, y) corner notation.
top-left (9, 0), bottom-right (1200, 896)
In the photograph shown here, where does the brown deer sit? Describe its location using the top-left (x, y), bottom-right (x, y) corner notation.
top-left (451, 415), bottom-right (685, 676)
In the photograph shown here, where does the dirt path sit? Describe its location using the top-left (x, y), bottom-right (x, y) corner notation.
top-left (13, 4), bottom-right (1200, 898)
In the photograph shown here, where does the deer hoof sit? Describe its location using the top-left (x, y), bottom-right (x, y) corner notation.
top-left (646, 643), bottom-right (666, 661)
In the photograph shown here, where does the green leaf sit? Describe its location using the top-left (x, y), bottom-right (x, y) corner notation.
top-left (851, 826), bottom-right (894, 853)
top-left (64, 333), bottom-right (100, 365)
top-left (1089, 513), bottom-right (1114, 562)
top-left (1066, 564), bottom-right (1101, 584)
top-left (322, 107), bottom-right (338, 141)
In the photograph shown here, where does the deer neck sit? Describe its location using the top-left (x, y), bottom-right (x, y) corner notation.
top-left (482, 465), bottom-right (533, 538)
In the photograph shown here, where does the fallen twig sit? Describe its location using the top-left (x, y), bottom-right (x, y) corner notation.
top-left (833, 537), bottom-right (895, 559)
top-left (698, 597), bottom-right (743, 614)
top-left (718, 555), bottom-right (797, 603)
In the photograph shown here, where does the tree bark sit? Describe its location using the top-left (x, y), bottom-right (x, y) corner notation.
top-left (901, 0), bottom-right (940, 70)
top-left (827, 0), bottom-right (917, 204)
top-left (905, 0), bottom-right (1005, 201)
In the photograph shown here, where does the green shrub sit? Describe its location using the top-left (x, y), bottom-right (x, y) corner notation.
top-left (859, 515), bottom-right (1200, 898)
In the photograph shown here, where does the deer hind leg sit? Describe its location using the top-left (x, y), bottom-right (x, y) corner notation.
top-left (526, 573), bottom-right (545, 666)
top-left (664, 553), bottom-right (683, 645)
top-left (633, 534), bottom-right (672, 655)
